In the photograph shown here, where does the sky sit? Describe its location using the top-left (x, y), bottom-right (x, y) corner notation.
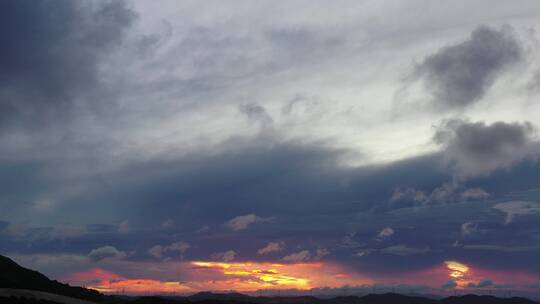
top-left (1, 0), bottom-right (540, 297)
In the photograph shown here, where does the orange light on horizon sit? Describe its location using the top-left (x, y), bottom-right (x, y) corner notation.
top-left (445, 261), bottom-right (469, 272)
top-left (67, 260), bottom-right (372, 294)
top-left (444, 260), bottom-right (473, 288)
top-left (190, 261), bottom-right (313, 290)
top-left (67, 269), bottom-right (192, 295)
top-left (91, 279), bottom-right (190, 294)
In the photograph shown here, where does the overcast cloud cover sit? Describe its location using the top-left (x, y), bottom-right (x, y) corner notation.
top-left (1, 0), bottom-right (540, 296)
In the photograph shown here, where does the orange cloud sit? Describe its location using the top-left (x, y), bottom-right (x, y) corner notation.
top-left (445, 261), bottom-right (469, 279)
top-left (67, 268), bottom-right (122, 284)
top-left (64, 259), bottom-right (540, 295)
top-left (189, 261), bottom-right (371, 291)
top-left (92, 279), bottom-right (190, 294)
top-left (67, 268), bottom-right (192, 294)
top-left (67, 261), bottom-right (372, 294)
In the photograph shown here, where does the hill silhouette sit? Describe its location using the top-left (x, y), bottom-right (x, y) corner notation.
top-left (130, 291), bottom-right (539, 304)
top-left (0, 255), bottom-right (104, 302)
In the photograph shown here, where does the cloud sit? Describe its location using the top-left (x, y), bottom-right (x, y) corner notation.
top-left (526, 283), bottom-right (540, 289)
top-left (166, 241), bottom-right (191, 254)
top-left (5, 132), bottom-right (540, 276)
top-left (414, 25), bottom-right (523, 109)
top-left (226, 214), bottom-right (270, 231)
top-left (313, 248), bottom-right (330, 261)
top-left (442, 280), bottom-right (457, 289)
top-left (461, 222), bottom-right (478, 236)
top-left (148, 241), bottom-right (191, 259)
top-left (340, 232), bottom-right (365, 249)
top-left (461, 188), bottom-right (490, 201)
top-left (88, 246), bottom-right (126, 262)
top-left (211, 250), bottom-right (236, 262)
top-left (118, 220), bottom-right (129, 234)
top-left (257, 241), bottom-right (285, 255)
top-left (376, 227), bottom-right (394, 241)
top-left (477, 279), bottom-right (494, 288)
top-left (468, 279), bottom-right (494, 288)
top-left (426, 182), bottom-right (458, 204)
top-left (282, 250), bottom-right (310, 262)
top-left (463, 244), bottom-right (540, 252)
top-left (493, 201), bottom-right (540, 224)
top-left (355, 249), bottom-right (375, 257)
top-left (161, 218), bottom-right (175, 229)
top-left (0, 0), bottom-right (135, 125)
top-left (389, 188), bottom-right (427, 206)
top-left (148, 245), bottom-right (164, 259)
top-left (239, 103), bottom-right (274, 130)
top-left (380, 245), bottom-right (429, 256)
top-left (196, 226), bottom-right (210, 233)
top-left (2, 224), bottom-right (87, 242)
top-left (434, 119), bottom-right (537, 179)
top-left (390, 183), bottom-right (491, 206)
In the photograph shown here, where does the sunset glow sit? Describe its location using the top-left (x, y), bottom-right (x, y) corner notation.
top-left (92, 279), bottom-right (188, 294)
top-left (445, 261), bottom-right (469, 279)
top-left (51, 258), bottom-right (540, 295)
top-left (192, 261), bottom-right (311, 289)
top-left (67, 261), bottom-right (373, 294)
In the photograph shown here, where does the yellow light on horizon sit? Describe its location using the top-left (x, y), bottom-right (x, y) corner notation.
top-left (445, 261), bottom-right (469, 279)
top-left (78, 260), bottom-right (371, 294)
top-left (191, 261), bottom-right (312, 290)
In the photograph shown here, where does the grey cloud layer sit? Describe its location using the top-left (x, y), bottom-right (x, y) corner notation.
top-left (434, 119), bottom-right (538, 179)
top-left (0, 0), bottom-right (135, 126)
top-left (3, 131), bottom-right (540, 274)
top-left (414, 25), bottom-right (523, 109)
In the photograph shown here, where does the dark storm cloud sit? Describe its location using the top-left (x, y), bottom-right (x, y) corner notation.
top-left (415, 25), bottom-right (523, 109)
top-left (2, 128), bottom-right (540, 275)
top-left (71, 135), bottom-right (370, 224)
top-left (0, 133), bottom-right (442, 256)
top-left (0, 135), bottom-right (540, 274)
top-left (434, 119), bottom-right (538, 179)
top-left (0, 0), bottom-right (135, 125)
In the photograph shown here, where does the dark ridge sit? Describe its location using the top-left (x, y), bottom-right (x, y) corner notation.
top-left (441, 294), bottom-right (539, 304)
top-left (359, 292), bottom-right (437, 304)
top-left (188, 291), bottom-right (254, 302)
top-left (0, 254), bottom-right (105, 302)
top-left (129, 292), bottom-right (539, 304)
top-left (0, 296), bottom-right (67, 304)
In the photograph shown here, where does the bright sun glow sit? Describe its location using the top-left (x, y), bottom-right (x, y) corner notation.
top-left (191, 261), bottom-right (318, 290)
top-left (74, 261), bottom-right (372, 294)
top-left (444, 260), bottom-right (471, 287)
top-left (445, 260), bottom-right (469, 278)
